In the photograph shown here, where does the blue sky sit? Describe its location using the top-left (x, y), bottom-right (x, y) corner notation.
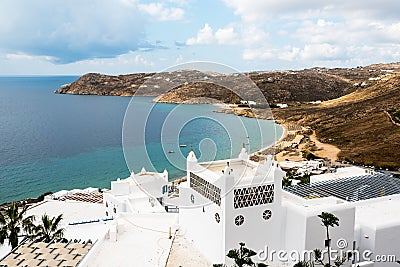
top-left (1, 0), bottom-right (400, 75)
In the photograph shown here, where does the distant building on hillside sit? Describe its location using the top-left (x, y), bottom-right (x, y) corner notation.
top-left (277, 103), bottom-right (288, 108)
top-left (240, 100), bottom-right (256, 106)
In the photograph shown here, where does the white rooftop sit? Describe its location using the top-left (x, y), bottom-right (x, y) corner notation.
top-left (85, 213), bottom-right (178, 267)
top-left (355, 194), bottom-right (400, 229)
top-left (200, 158), bottom-right (258, 184)
top-left (111, 168), bottom-right (168, 199)
top-left (25, 200), bottom-right (108, 241)
top-left (26, 200), bottom-right (104, 224)
top-left (194, 155), bottom-right (281, 187)
top-left (282, 191), bottom-right (348, 210)
top-left (311, 166), bottom-right (371, 183)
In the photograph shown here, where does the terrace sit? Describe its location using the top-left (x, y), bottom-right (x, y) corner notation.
top-left (58, 191), bottom-right (103, 204)
top-left (0, 239), bottom-right (94, 267)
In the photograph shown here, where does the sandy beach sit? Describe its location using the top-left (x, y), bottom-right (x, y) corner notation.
top-left (254, 122), bottom-right (341, 164)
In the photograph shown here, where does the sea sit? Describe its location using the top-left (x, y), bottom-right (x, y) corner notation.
top-left (0, 76), bottom-right (283, 204)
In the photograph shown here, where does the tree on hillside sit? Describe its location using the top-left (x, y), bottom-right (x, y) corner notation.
top-left (0, 202), bottom-right (35, 249)
top-left (33, 214), bottom-right (65, 242)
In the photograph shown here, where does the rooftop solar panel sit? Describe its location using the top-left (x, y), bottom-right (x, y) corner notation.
top-left (284, 174), bottom-right (400, 202)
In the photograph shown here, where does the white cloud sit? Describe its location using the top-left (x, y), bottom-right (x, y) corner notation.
top-left (215, 27), bottom-right (238, 45)
top-left (138, 2), bottom-right (184, 21)
top-left (241, 26), bottom-right (269, 46)
top-left (224, 0), bottom-right (400, 23)
top-left (294, 19), bottom-right (349, 45)
top-left (5, 53), bottom-right (55, 61)
top-left (167, 0), bottom-right (189, 6)
top-left (222, 0), bottom-right (400, 66)
top-left (0, 0), bottom-right (148, 63)
top-left (223, 0), bottom-right (324, 22)
top-left (279, 46), bottom-right (300, 61)
top-left (0, 0), bottom-right (187, 64)
top-left (119, 0), bottom-right (138, 7)
top-left (186, 24), bottom-right (215, 45)
top-left (133, 55), bottom-right (154, 66)
top-left (186, 24), bottom-right (238, 45)
top-left (243, 48), bottom-right (274, 61)
top-left (367, 22), bottom-right (400, 43)
top-left (242, 45), bottom-right (300, 61)
top-left (300, 43), bottom-right (344, 60)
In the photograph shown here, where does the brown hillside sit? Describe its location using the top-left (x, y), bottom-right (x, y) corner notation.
top-left (55, 69), bottom-right (356, 103)
top-left (154, 82), bottom-right (242, 104)
top-left (273, 74), bottom-right (400, 169)
top-left (56, 73), bottom-right (155, 96)
top-left (248, 70), bottom-right (353, 103)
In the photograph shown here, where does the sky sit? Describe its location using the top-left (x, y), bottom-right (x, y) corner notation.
top-left (0, 0), bottom-right (400, 75)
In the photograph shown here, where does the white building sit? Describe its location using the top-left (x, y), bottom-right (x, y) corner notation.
top-left (240, 100), bottom-right (257, 106)
top-left (103, 168), bottom-right (169, 216)
top-left (179, 146), bottom-right (400, 266)
top-left (279, 159), bottom-right (326, 175)
top-left (277, 103), bottom-right (288, 108)
top-left (282, 194), bottom-right (356, 265)
top-left (285, 173), bottom-right (400, 267)
top-left (3, 150), bottom-right (398, 266)
top-left (179, 146), bottom-right (286, 264)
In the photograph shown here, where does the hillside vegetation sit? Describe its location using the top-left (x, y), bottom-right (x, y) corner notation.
top-left (273, 73), bottom-right (400, 169)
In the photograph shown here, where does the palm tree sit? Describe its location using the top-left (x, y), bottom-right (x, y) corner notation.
top-left (0, 201), bottom-right (35, 249)
top-left (33, 214), bottom-right (65, 242)
top-left (227, 242), bottom-right (256, 267)
top-left (318, 212), bottom-right (339, 267)
top-left (226, 242), bottom-right (268, 267)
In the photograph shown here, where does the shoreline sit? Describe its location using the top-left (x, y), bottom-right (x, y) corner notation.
top-left (250, 123), bottom-right (287, 157)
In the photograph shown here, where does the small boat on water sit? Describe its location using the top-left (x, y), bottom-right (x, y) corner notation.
top-left (179, 144), bottom-right (187, 147)
top-left (168, 150), bottom-right (175, 153)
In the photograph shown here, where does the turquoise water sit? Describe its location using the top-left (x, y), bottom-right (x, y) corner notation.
top-left (0, 76), bottom-right (282, 204)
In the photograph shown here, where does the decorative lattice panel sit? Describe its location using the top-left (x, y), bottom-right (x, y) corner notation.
top-left (234, 184), bottom-right (274, 209)
top-left (190, 172), bottom-right (221, 206)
